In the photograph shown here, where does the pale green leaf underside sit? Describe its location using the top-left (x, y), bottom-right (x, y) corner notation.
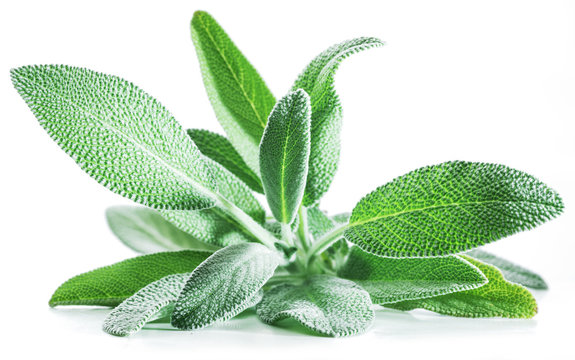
top-left (467, 249), bottom-right (548, 289)
top-left (257, 275), bottom-right (374, 337)
top-left (106, 206), bottom-right (219, 253)
top-left (50, 250), bottom-right (210, 307)
top-left (171, 243), bottom-right (279, 330)
top-left (346, 161), bottom-right (564, 258)
top-left (11, 65), bottom-right (216, 210)
top-left (191, 10), bottom-right (276, 174)
top-left (293, 37), bottom-right (384, 206)
top-left (339, 247), bottom-right (487, 304)
top-left (260, 89), bottom-right (311, 224)
top-left (387, 256), bottom-right (538, 318)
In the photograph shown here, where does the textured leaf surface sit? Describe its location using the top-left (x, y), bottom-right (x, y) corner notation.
top-left (339, 247), bottom-right (487, 304)
top-left (50, 251), bottom-right (210, 307)
top-left (171, 243), bottom-right (279, 330)
top-left (11, 65), bottom-right (216, 210)
top-left (103, 273), bottom-right (189, 336)
top-left (387, 256), bottom-right (538, 318)
top-left (293, 38), bottom-right (384, 206)
top-left (260, 89), bottom-right (311, 224)
top-left (257, 275), bottom-right (374, 337)
top-left (106, 206), bottom-right (218, 253)
top-left (188, 129), bottom-right (263, 193)
top-left (467, 249), bottom-right (548, 289)
top-left (307, 207), bottom-right (336, 239)
top-left (191, 11), bottom-right (276, 173)
top-left (332, 212), bottom-right (351, 225)
top-left (345, 161), bottom-right (563, 258)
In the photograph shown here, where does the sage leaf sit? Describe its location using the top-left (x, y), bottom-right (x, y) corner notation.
top-left (386, 256), bottom-right (538, 318)
top-left (339, 247), bottom-right (487, 304)
top-left (307, 207), bottom-right (336, 239)
top-left (188, 129), bottom-right (263, 193)
top-left (260, 89), bottom-right (311, 224)
top-left (467, 249), bottom-right (548, 289)
top-left (257, 275), bottom-right (374, 337)
top-left (50, 250), bottom-right (210, 307)
top-left (11, 65), bottom-right (216, 210)
top-left (171, 243), bottom-right (279, 330)
top-left (191, 11), bottom-right (276, 174)
top-left (345, 161), bottom-right (564, 258)
top-left (293, 38), bottom-right (384, 206)
top-left (332, 212), bottom-right (351, 225)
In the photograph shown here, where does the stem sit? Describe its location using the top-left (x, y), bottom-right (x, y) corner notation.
top-left (296, 206), bottom-right (311, 251)
top-left (280, 223), bottom-right (294, 247)
top-left (305, 223), bottom-right (348, 265)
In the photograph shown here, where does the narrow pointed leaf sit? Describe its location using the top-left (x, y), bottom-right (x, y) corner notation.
top-left (191, 11), bottom-right (276, 173)
top-left (345, 161), bottom-right (564, 258)
top-left (339, 247), bottom-right (487, 304)
top-left (49, 250), bottom-right (210, 307)
top-left (257, 275), bottom-right (374, 337)
top-left (387, 256), bottom-right (538, 318)
top-left (11, 65), bottom-right (216, 210)
top-left (293, 37), bottom-right (384, 206)
top-left (467, 249), bottom-right (548, 289)
top-left (260, 89), bottom-right (311, 224)
top-left (171, 243), bottom-right (279, 330)
top-left (188, 129), bottom-right (263, 193)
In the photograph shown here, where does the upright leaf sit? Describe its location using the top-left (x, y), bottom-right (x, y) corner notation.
top-left (387, 256), bottom-right (538, 318)
top-left (293, 37), bottom-right (384, 206)
top-left (171, 243), bottom-right (279, 330)
top-left (257, 275), bottom-right (374, 337)
top-left (11, 65), bottom-right (216, 210)
top-left (345, 161), bottom-right (563, 258)
top-left (260, 89), bottom-right (311, 224)
top-left (339, 247), bottom-right (487, 304)
top-left (49, 250), bottom-right (210, 307)
top-left (191, 11), bottom-right (276, 173)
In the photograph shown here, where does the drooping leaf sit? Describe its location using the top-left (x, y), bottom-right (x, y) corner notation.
top-left (188, 129), bottom-right (263, 193)
top-left (293, 38), bottom-right (384, 206)
top-left (386, 256), bottom-right (538, 318)
top-left (49, 250), bottom-right (210, 307)
top-left (260, 89), bottom-right (311, 224)
top-left (171, 243), bottom-right (279, 330)
top-left (345, 161), bottom-right (563, 258)
top-left (257, 275), bottom-right (374, 337)
top-left (11, 65), bottom-right (216, 210)
top-left (191, 10), bottom-right (276, 174)
top-left (106, 206), bottom-right (219, 253)
top-left (339, 247), bottom-right (487, 304)
top-left (467, 249), bottom-right (548, 289)
top-left (103, 273), bottom-right (189, 336)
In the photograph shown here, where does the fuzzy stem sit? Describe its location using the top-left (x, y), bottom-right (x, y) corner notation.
top-left (305, 223), bottom-right (348, 265)
top-left (296, 206), bottom-right (311, 251)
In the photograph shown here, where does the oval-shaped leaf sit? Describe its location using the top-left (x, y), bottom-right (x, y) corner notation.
top-left (345, 161), bottom-right (564, 258)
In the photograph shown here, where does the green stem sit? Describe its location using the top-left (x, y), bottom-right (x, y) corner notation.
top-left (305, 223), bottom-right (348, 265)
top-left (296, 206), bottom-right (311, 251)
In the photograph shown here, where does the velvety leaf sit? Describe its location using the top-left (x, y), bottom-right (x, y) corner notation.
top-left (171, 243), bottom-right (279, 330)
top-left (260, 89), bottom-right (311, 224)
top-left (386, 256), bottom-right (538, 318)
top-left (307, 207), bottom-right (336, 239)
top-left (257, 275), bottom-right (374, 337)
top-left (11, 65), bottom-right (216, 210)
top-left (339, 247), bottom-right (487, 304)
top-left (332, 212), bottom-right (351, 225)
top-left (345, 161), bottom-right (563, 258)
top-left (293, 38), bottom-right (384, 206)
top-left (49, 251), bottom-right (210, 307)
top-left (191, 10), bottom-right (276, 174)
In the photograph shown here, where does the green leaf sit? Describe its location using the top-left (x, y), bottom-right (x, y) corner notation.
top-left (257, 275), bottom-right (374, 337)
top-left (307, 207), bottom-right (336, 239)
top-left (339, 247), bottom-right (487, 304)
top-left (386, 256), bottom-right (538, 318)
top-left (345, 161), bottom-right (563, 258)
top-left (49, 250), bottom-right (210, 307)
top-left (293, 37), bottom-right (384, 206)
top-left (191, 10), bottom-right (276, 174)
top-left (332, 212), bottom-right (351, 225)
top-left (260, 89), bottom-right (311, 224)
top-left (103, 273), bottom-right (189, 336)
top-left (11, 65), bottom-right (216, 210)
top-left (467, 249), bottom-right (548, 289)
top-left (106, 206), bottom-right (219, 253)
top-left (188, 129), bottom-right (263, 193)
top-left (171, 243), bottom-right (279, 330)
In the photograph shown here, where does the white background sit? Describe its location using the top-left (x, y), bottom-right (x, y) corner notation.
top-left (1, 0), bottom-right (573, 359)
